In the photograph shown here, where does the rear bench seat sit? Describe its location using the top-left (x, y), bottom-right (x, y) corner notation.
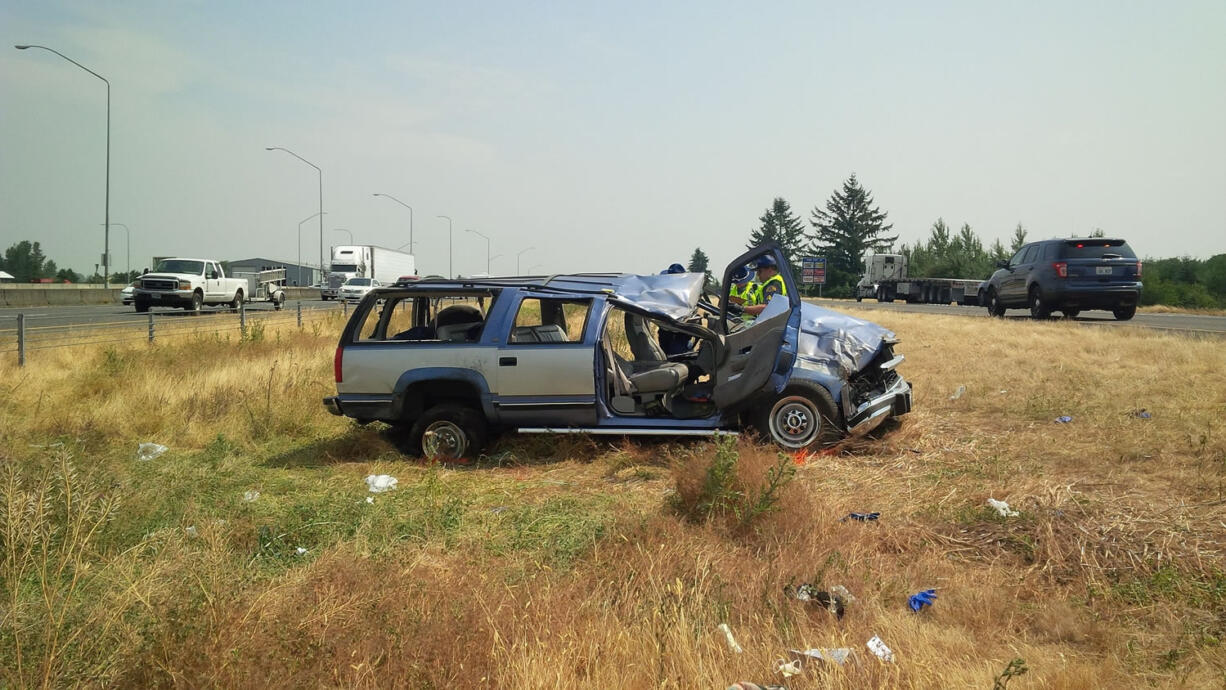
top-left (510, 324), bottom-right (569, 343)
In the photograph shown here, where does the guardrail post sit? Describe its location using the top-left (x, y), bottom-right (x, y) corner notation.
top-left (342, 299), bottom-right (348, 317)
top-left (148, 312), bottom-right (155, 343)
top-left (297, 301), bottom-right (302, 328)
top-left (239, 302), bottom-right (247, 339)
top-left (17, 313), bottom-right (25, 367)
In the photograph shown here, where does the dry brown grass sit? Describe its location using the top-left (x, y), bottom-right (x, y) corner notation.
top-left (2, 307), bottom-right (1225, 688)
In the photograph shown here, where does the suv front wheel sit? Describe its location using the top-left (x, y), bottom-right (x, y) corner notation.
top-left (410, 404), bottom-right (487, 462)
top-left (756, 387), bottom-right (840, 450)
top-left (985, 288), bottom-right (1005, 317)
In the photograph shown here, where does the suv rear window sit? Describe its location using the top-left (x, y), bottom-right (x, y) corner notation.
top-left (1059, 240), bottom-right (1136, 260)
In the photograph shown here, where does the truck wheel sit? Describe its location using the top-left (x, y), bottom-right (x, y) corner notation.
top-left (1062, 308), bottom-right (1081, 319)
top-left (410, 404), bottom-right (487, 462)
top-left (755, 386), bottom-right (840, 450)
top-left (1029, 286), bottom-right (1051, 320)
top-left (134, 301), bottom-right (149, 313)
top-left (188, 291), bottom-right (203, 314)
top-left (1113, 304), bottom-right (1136, 321)
top-left (985, 288), bottom-right (1005, 317)
top-left (231, 290), bottom-right (243, 311)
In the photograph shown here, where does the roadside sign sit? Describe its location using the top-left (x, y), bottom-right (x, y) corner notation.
top-left (801, 256), bottom-right (826, 285)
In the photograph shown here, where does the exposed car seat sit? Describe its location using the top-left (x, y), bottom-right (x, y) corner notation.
top-left (434, 304), bottom-right (484, 342)
top-left (614, 313), bottom-right (688, 394)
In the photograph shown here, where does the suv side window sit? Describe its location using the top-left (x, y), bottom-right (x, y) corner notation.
top-left (1017, 245), bottom-right (1038, 265)
top-left (354, 296), bottom-right (421, 342)
top-left (509, 298), bottom-right (591, 343)
top-left (1008, 247), bottom-right (1028, 266)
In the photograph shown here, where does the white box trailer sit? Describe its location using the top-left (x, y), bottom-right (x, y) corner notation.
top-left (322, 245), bottom-right (416, 299)
top-left (856, 253), bottom-right (983, 305)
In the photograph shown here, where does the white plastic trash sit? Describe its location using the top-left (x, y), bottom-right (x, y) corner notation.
top-left (136, 443), bottom-right (168, 461)
top-left (867, 635), bottom-right (895, 662)
top-left (717, 623), bottom-right (744, 654)
top-left (775, 659), bottom-right (802, 677)
top-left (365, 474), bottom-right (398, 493)
top-left (987, 498), bottom-right (1019, 517)
top-left (830, 584), bottom-right (856, 604)
top-left (184, 525), bottom-right (198, 538)
top-left (791, 648), bottom-right (852, 665)
top-left (295, 547), bottom-right (309, 556)
top-left (950, 385), bottom-right (966, 400)
top-left (365, 496), bottom-right (375, 504)
top-left (243, 490), bottom-right (261, 503)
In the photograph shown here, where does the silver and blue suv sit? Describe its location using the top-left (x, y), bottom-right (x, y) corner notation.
top-left (982, 237), bottom-right (1143, 320)
top-left (324, 245), bottom-right (912, 459)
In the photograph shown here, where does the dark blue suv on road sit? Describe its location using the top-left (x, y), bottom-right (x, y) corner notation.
top-left (981, 238), bottom-right (1143, 320)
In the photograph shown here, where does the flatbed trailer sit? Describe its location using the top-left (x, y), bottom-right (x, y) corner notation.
top-left (855, 254), bottom-right (983, 305)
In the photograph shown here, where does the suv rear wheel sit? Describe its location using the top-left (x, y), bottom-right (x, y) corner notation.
top-left (985, 288), bottom-right (1005, 317)
top-left (1029, 286), bottom-right (1051, 320)
top-left (410, 404), bottom-right (487, 462)
top-left (1113, 304), bottom-right (1137, 321)
top-left (756, 387), bottom-right (840, 450)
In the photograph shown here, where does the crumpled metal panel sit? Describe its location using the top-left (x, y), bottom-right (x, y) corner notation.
top-left (796, 302), bottom-right (894, 375)
top-left (605, 273), bottom-right (706, 320)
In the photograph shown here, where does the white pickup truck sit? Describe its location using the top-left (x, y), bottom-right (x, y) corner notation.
top-left (133, 258), bottom-right (248, 313)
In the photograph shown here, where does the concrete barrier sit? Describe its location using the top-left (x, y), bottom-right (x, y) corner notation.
top-left (0, 288), bottom-right (123, 307)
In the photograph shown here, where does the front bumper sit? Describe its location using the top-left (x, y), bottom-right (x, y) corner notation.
top-left (847, 375), bottom-right (912, 435)
top-left (133, 289), bottom-right (193, 306)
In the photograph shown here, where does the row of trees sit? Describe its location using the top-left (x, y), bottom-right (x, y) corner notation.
top-left (0, 241), bottom-right (141, 284)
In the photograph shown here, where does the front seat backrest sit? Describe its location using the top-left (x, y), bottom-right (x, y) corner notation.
top-left (624, 313), bottom-right (667, 362)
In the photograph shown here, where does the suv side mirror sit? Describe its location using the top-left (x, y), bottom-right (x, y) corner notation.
top-left (995, 260), bottom-right (1009, 270)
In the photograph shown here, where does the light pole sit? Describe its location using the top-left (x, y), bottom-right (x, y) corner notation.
top-left (298, 212), bottom-right (326, 285)
top-left (372, 193), bottom-right (413, 255)
top-left (489, 254), bottom-right (503, 275)
top-left (101, 222), bottom-right (129, 276)
top-left (266, 147), bottom-right (323, 274)
top-left (437, 215), bottom-right (453, 278)
top-left (466, 229), bottom-right (491, 274)
top-left (17, 45), bottom-right (111, 284)
top-left (517, 246), bottom-right (535, 275)
top-left (333, 228), bottom-right (354, 244)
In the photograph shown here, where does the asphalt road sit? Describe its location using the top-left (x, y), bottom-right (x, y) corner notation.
top-left (816, 299), bottom-right (1226, 336)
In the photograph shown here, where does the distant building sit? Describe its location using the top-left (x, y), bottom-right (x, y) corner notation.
top-left (227, 258), bottom-right (319, 287)
top-left (0, 270), bottom-right (14, 282)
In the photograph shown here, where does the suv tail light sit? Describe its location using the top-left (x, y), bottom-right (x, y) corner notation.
top-left (1052, 262), bottom-right (1068, 278)
top-left (1136, 261), bottom-right (1142, 278)
top-left (334, 346), bottom-right (343, 383)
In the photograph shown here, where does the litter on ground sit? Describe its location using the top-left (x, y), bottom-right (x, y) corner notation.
top-left (365, 496), bottom-right (375, 504)
top-left (790, 647), bottom-right (853, 665)
top-left (1133, 409), bottom-right (1152, 419)
top-left (243, 490), bottom-right (260, 503)
top-left (842, 511), bottom-right (880, 522)
top-left (950, 385), bottom-right (966, 400)
top-left (295, 547), bottom-right (308, 556)
top-left (784, 584), bottom-right (845, 619)
top-left (717, 623), bottom-right (744, 654)
top-left (1055, 415), bottom-right (1073, 424)
top-left (184, 526), bottom-right (198, 538)
top-left (136, 443), bottom-right (168, 461)
top-left (365, 474), bottom-right (398, 493)
top-left (830, 584), bottom-right (856, 604)
top-left (726, 683), bottom-right (785, 690)
top-left (908, 588), bottom-right (938, 612)
top-left (987, 498), bottom-right (1019, 517)
top-left (867, 634), bottom-right (895, 662)
top-left (775, 659), bottom-right (802, 677)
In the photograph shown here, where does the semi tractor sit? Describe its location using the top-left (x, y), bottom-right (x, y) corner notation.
top-left (855, 253), bottom-right (983, 305)
top-left (321, 245), bottom-right (416, 300)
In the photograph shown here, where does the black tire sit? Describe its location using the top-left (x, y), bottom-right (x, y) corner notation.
top-left (755, 386), bottom-right (841, 450)
top-left (985, 288), bottom-right (1005, 317)
top-left (231, 291), bottom-right (244, 311)
top-left (134, 302), bottom-right (149, 313)
top-left (1029, 286), bottom-right (1051, 320)
top-left (409, 404), bottom-right (487, 462)
top-left (1113, 304), bottom-right (1137, 321)
top-left (187, 291), bottom-right (203, 314)
top-left (1062, 308), bottom-right (1081, 319)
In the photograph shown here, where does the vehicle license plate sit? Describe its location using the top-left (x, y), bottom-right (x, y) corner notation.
top-left (1096, 266), bottom-right (1113, 275)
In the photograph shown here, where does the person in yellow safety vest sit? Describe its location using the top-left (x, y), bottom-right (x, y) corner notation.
top-left (726, 264), bottom-right (758, 322)
top-left (744, 254), bottom-right (787, 317)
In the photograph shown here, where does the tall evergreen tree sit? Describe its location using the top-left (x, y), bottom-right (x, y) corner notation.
top-left (1010, 224), bottom-right (1028, 252)
top-left (1, 241), bottom-right (52, 282)
top-left (747, 197), bottom-right (806, 278)
top-left (687, 247), bottom-right (710, 275)
top-left (809, 174), bottom-right (896, 293)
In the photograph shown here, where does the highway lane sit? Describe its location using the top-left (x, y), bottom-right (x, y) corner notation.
top-left (813, 299), bottom-right (1226, 335)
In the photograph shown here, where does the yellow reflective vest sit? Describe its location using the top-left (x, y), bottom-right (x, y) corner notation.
top-left (753, 274), bottom-right (787, 304)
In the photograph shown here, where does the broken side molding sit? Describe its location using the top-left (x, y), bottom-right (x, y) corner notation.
top-left (517, 427), bottom-right (738, 436)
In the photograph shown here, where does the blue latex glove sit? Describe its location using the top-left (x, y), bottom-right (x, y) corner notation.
top-left (908, 589), bottom-right (937, 612)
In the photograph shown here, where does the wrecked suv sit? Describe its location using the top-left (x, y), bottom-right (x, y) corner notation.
top-left (323, 244), bottom-right (912, 459)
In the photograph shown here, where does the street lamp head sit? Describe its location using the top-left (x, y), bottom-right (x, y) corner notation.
top-left (264, 147), bottom-right (276, 151)
top-left (15, 45), bottom-right (31, 50)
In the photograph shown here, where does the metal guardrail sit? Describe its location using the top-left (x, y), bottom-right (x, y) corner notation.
top-left (0, 301), bottom-right (351, 366)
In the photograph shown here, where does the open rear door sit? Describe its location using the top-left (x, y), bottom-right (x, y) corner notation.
top-left (711, 244), bottom-right (801, 409)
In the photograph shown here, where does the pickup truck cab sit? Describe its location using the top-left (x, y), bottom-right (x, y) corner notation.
top-left (133, 258), bottom-right (248, 313)
top-left (324, 244), bottom-right (912, 460)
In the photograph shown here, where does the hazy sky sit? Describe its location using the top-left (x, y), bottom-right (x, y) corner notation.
top-left (3, 1), bottom-right (1224, 279)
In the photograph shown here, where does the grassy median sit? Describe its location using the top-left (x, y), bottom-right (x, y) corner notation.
top-left (1, 308), bottom-right (1224, 688)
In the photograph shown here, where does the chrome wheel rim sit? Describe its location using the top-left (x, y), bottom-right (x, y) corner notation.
top-left (422, 420), bottom-right (467, 459)
top-left (769, 396), bottom-right (821, 449)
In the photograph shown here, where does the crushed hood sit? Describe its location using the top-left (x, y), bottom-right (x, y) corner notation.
top-left (604, 273), bottom-right (706, 321)
top-left (796, 302), bottom-right (895, 374)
